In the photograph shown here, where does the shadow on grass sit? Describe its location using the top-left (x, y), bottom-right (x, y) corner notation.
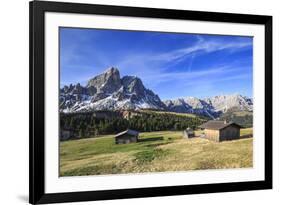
top-left (138, 136), bottom-right (164, 142)
top-left (239, 134), bottom-right (253, 139)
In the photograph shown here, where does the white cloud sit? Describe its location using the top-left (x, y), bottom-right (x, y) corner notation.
top-left (114, 35), bottom-right (252, 80)
top-left (141, 65), bottom-right (248, 88)
top-left (151, 36), bottom-right (252, 63)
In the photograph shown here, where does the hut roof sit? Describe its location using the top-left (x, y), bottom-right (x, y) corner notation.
top-left (199, 121), bottom-right (241, 130)
top-left (115, 129), bottom-right (139, 138)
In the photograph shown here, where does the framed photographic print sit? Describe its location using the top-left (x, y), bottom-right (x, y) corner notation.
top-left (29, 0), bottom-right (272, 204)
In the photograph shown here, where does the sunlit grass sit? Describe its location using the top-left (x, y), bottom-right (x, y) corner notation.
top-left (60, 129), bottom-right (253, 176)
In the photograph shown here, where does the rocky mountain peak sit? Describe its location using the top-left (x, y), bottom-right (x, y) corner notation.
top-left (86, 67), bottom-right (121, 94)
top-left (204, 94), bottom-right (253, 112)
top-left (105, 66), bottom-right (119, 74)
top-left (60, 67), bottom-right (166, 112)
top-left (121, 76), bottom-right (145, 96)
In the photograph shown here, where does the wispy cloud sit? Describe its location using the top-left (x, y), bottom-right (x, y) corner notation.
top-left (143, 66), bottom-right (230, 83)
top-left (114, 35), bottom-right (252, 77)
top-left (142, 65), bottom-right (251, 89)
top-left (137, 35), bottom-right (251, 64)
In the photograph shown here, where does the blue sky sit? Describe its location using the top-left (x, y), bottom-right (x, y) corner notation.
top-left (60, 27), bottom-right (253, 100)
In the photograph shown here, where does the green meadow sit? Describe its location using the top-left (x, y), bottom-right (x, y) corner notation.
top-left (60, 128), bottom-right (253, 176)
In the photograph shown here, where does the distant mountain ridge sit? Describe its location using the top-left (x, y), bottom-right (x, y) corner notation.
top-left (164, 94), bottom-right (253, 119)
top-left (60, 67), bottom-right (253, 118)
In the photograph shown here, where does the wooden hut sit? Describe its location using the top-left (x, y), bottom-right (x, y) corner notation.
top-left (199, 120), bottom-right (241, 142)
top-left (115, 129), bottom-right (139, 144)
top-left (183, 128), bottom-right (195, 139)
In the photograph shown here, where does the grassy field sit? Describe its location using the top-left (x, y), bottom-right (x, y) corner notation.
top-left (60, 128), bottom-right (253, 176)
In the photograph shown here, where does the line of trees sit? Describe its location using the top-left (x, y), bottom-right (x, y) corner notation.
top-left (60, 111), bottom-right (205, 139)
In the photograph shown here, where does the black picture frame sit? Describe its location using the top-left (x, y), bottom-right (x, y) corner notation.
top-left (29, 1), bottom-right (272, 204)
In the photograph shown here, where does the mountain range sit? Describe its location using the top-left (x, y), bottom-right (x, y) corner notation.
top-left (60, 67), bottom-right (253, 119)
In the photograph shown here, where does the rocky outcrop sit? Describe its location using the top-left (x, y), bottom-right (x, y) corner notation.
top-left (60, 67), bottom-right (166, 112)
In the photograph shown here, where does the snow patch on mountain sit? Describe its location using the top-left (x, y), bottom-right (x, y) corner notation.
top-left (60, 67), bottom-right (166, 112)
top-left (164, 94), bottom-right (253, 118)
